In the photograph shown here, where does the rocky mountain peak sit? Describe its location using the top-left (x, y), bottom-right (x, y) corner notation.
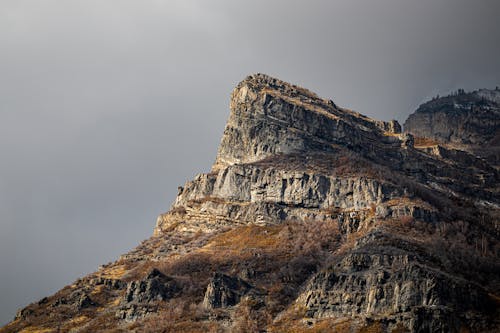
top-left (231, 73), bottom-right (322, 102)
top-left (213, 73), bottom-right (401, 170)
top-left (3, 75), bottom-right (499, 333)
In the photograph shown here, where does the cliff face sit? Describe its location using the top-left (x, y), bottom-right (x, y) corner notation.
top-left (404, 89), bottom-right (500, 146)
top-left (404, 89), bottom-right (500, 166)
top-left (213, 74), bottom-right (402, 170)
top-left (2, 75), bottom-right (499, 333)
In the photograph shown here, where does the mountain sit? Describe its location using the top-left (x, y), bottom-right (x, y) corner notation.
top-left (404, 88), bottom-right (500, 166)
top-left (2, 74), bottom-right (499, 333)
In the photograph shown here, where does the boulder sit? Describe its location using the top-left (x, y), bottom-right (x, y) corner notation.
top-left (124, 268), bottom-right (178, 303)
top-left (203, 272), bottom-right (253, 309)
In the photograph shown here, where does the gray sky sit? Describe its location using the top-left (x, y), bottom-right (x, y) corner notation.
top-left (1, 0), bottom-right (499, 324)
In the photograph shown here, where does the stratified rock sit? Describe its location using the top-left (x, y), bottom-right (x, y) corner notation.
top-left (213, 73), bottom-right (403, 170)
top-left (297, 232), bottom-right (494, 332)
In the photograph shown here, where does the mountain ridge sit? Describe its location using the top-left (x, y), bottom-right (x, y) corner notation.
top-left (404, 88), bottom-right (500, 148)
top-left (2, 74), bottom-right (499, 333)
top-left (213, 73), bottom-right (402, 171)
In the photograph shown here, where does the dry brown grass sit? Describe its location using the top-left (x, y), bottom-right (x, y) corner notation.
top-left (189, 196), bottom-right (227, 205)
top-left (269, 313), bottom-right (354, 333)
top-left (60, 315), bottom-right (91, 331)
top-left (10, 200), bottom-right (496, 333)
top-left (17, 327), bottom-right (53, 333)
top-left (206, 224), bottom-right (285, 253)
top-left (358, 321), bottom-right (385, 333)
top-left (99, 264), bottom-right (128, 279)
top-left (137, 299), bottom-right (222, 333)
top-left (414, 136), bottom-right (439, 147)
top-left (391, 323), bottom-right (411, 333)
top-left (150, 221), bottom-right (341, 331)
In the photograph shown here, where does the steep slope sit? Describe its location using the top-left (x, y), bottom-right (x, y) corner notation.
top-left (2, 74), bottom-right (499, 333)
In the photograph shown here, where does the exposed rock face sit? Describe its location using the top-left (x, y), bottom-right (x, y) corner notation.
top-left (3, 75), bottom-right (499, 333)
top-left (213, 74), bottom-right (403, 170)
top-left (404, 89), bottom-right (500, 146)
top-left (175, 164), bottom-right (397, 210)
top-left (116, 269), bottom-right (178, 321)
top-left (77, 294), bottom-right (96, 310)
top-left (203, 273), bottom-right (253, 309)
top-left (297, 231), bottom-right (494, 332)
top-left (154, 160), bottom-right (406, 235)
top-left (124, 268), bottom-right (177, 303)
top-left (404, 89), bottom-right (500, 167)
top-left (156, 75), bottom-right (497, 237)
top-left (90, 276), bottom-right (125, 290)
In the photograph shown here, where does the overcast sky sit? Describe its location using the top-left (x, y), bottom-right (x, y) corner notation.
top-left (1, 0), bottom-right (499, 325)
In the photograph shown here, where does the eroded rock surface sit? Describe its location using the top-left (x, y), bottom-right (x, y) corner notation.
top-left (124, 268), bottom-right (178, 303)
top-left (298, 232), bottom-right (494, 332)
top-left (214, 74), bottom-right (403, 170)
top-left (404, 89), bottom-right (500, 146)
top-left (116, 269), bottom-right (179, 321)
top-left (404, 88), bottom-right (500, 167)
top-left (203, 272), bottom-right (253, 309)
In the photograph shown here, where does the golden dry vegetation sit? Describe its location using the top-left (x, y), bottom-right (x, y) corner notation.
top-left (414, 136), bottom-right (439, 147)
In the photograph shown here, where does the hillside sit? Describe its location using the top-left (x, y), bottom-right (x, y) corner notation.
top-left (2, 74), bottom-right (499, 333)
top-left (404, 88), bottom-right (500, 166)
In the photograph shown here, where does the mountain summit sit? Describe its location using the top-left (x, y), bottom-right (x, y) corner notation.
top-left (213, 73), bottom-right (402, 170)
top-left (2, 75), bottom-right (499, 333)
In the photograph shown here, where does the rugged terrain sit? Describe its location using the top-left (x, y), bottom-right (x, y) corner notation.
top-left (2, 74), bottom-right (499, 333)
top-left (404, 88), bottom-right (500, 166)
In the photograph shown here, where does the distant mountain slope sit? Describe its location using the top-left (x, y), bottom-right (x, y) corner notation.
top-left (404, 88), bottom-right (500, 167)
top-left (2, 75), bottom-right (499, 333)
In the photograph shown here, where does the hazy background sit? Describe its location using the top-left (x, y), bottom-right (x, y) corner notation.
top-left (1, 0), bottom-right (499, 324)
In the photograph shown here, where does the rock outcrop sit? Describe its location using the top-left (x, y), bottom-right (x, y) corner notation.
top-left (124, 268), bottom-right (178, 303)
top-left (155, 75), bottom-right (498, 237)
top-left (297, 231), bottom-right (494, 332)
top-left (2, 75), bottom-right (499, 333)
top-left (213, 74), bottom-right (403, 170)
top-left (115, 269), bottom-right (178, 321)
top-left (202, 273), bottom-right (253, 309)
top-left (404, 88), bottom-right (500, 167)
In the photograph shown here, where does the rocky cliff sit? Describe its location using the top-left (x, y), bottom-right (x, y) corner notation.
top-left (2, 74), bottom-right (499, 333)
top-left (404, 88), bottom-right (500, 166)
